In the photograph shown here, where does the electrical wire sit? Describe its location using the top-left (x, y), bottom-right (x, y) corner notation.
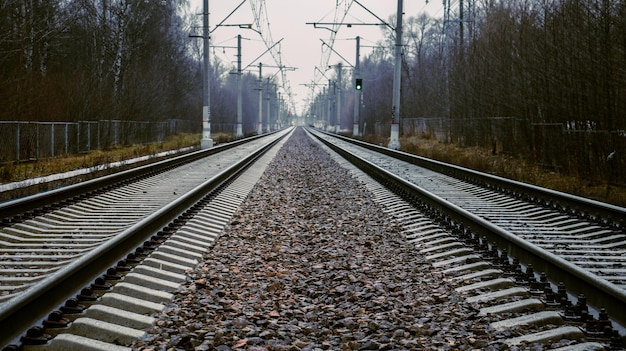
top-left (248, 0), bottom-right (297, 114)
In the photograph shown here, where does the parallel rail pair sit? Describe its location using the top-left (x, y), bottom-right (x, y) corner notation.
top-left (308, 128), bottom-right (626, 335)
top-left (0, 129), bottom-right (291, 348)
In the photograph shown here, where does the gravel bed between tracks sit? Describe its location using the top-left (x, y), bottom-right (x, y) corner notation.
top-left (133, 128), bottom-right (492, 351)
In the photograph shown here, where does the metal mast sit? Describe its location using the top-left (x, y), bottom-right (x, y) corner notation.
top-left (201, 0), bottom-right (214, 149)
top-left (388, 0), bottom-right (403, 150)
top-left (353, 36), bottom-right (361, 137)
top-left (336, 62), bottom-right (342, 132)
top-left (236, 35), bottom-right (243, 138)
top-left (257, 63), bottom-right (263, 134)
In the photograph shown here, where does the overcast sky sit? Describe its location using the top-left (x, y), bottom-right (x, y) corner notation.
top-left (188, 1), bottom-right (444, 115)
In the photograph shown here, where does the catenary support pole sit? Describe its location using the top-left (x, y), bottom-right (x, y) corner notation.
top-left (236, 34), bottom-right (243, 138)
top-left (327, 80), bottom-right (332, 131)
top-left (388, 0), bottom-right (403, 150)
top-left (336, 63), bottom-right (342, 133)
top-left (353, 36), bottom-right (361, 137)
top-left (266, 78), bottom-right (270, 132)
top-left (257, 63), bottom-right (263, 134)
top-left (201, 0), bottom-right (213, 149)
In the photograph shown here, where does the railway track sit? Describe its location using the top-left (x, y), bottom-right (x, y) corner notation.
top-left (0, 128), bottom-right (293, 348)
top-left (308, 127), bottom-right (626, 349)
top-left (1, 126), bottom-right (624, 350)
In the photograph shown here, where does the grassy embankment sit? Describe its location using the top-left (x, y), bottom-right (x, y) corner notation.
top-left (0, 133), bottom-right (201, 183)
top-left (0, 133), bottom-right (228, 201)
top-left (1, 132), bottom-right (624, 208)
top-left (397, 135), bottom-right (626, 208)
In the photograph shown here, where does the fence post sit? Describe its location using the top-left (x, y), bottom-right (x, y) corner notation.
top-left (51, 123), bottom-right (55, 158)
top-left (16, 123), bottom-right (20, 162)
top-left (65, 123), bottom-right (69, 155)
top-left (36, 123), bottom-right (40, 160)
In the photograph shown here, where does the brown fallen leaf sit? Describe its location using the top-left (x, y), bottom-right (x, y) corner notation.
top-left (233, 338), bottom-right (247, 348)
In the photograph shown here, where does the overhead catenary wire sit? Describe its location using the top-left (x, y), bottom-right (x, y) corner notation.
top-left (248, 0), bottom-right (297, 114)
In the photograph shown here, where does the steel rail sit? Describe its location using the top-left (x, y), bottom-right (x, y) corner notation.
top-left (0, 130), bottom-right (289, 347)
top-left (312, 129), bottom-right (626, 228)
top-left (308, 128), bottom-right (626, 328)
top-left (0, 133), bottom-right (274, 220)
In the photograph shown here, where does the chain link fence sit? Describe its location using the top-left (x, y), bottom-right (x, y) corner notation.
top-left (0, 119), bottom-right (196, 163)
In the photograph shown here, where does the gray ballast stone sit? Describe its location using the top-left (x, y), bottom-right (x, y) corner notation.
top-left (45, 333), bottom-right (131, 351)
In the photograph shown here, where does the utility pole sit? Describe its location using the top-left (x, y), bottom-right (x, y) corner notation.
top-left (236, 34), bottom-right (243, 138)
top-left (327, 80), bottom-right (333, 131)
top-left (266, 78), bottom-right (271, 132)
top-left (388, 0), bottom-right (403, 150)
top-left (257, 63), bottom-right (263, 134)
top-left (353, 36), bottom-right (361, 137)
top-left (317, 87), bottom-right (328, 128)
top-left (201, 0), bottom-right (213, 149)
top-left (316, 87), bottom-right (321, 128)
top-left (277, 92), bottom-right (282, 128)
top-left (335, 62), bottom-right (342, 132)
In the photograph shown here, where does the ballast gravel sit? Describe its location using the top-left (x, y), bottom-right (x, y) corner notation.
top-left (133, 128), bottom-right (493, 351)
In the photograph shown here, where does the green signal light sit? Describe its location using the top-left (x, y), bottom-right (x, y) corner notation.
top-left (355, 78), bottom-right (362, 91)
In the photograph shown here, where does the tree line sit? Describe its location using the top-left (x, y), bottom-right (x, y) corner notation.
top-left (310, 0), bottom-right (625, 184)
top-left (0, 0), bottom-right (280, 135)
top-left (2, 0), bottom-right (624, 183)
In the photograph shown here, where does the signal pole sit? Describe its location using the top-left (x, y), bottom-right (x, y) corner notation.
top-left (388, 0), bottom-right (403, 150)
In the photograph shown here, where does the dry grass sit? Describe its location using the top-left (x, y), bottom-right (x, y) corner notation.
top-left (0, 133), bottom-right (202, 183)
top-left (0, 133), bottom-right (246, 202)
top-left (398, 135), bottom-right (626, 208)
top-left (2, 131), bottom-right (624, 208)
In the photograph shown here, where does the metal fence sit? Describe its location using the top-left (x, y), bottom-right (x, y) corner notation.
top-left (0, 119), bottom-right (197, 163)
top-left (402, 117), bottom-right (625, 184)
